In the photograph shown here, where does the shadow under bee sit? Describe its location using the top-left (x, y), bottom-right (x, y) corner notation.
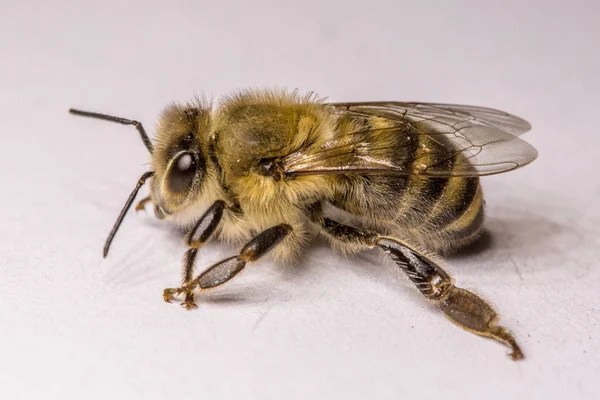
top-left (447, 229), bottom-right (494, 257)
top-left (448, 203), bottom-right (593, 282)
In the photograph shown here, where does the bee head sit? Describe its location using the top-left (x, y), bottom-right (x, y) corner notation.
top-left (69, 101), bottom-right (213, 257)
top-left (150, 103), bottom-right (212, 218)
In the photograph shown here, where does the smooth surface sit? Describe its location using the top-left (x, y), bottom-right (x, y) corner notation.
top-left (1, 1), bottom-right (599, 399)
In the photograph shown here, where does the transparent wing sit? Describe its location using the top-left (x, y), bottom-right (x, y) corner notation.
top-left (333, 102), bottom-right (533, 136)
top-left (281, 102), bottom-right (537, 178)
top-left (401, 102), bottom-right (532, 136)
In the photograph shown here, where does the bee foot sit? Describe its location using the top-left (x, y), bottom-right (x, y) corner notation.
top-left (180, 291), bottom-right (197, 310)
top-left (180, 300), bottom-right (198, 310)
top-left (135, 196), bottom-right (152, 212)
top-left (163, 287), bottom-right (182, 303)
top-left (508, 345), bottom-right (525, 361)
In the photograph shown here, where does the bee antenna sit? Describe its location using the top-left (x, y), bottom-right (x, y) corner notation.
top-left (69, 108), bottom-right (154, 154)
top-left (103, 171), bottom-right (155, 258)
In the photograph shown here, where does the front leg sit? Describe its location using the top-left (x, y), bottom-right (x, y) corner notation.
top-left (135, 196), bottom-right (152, 212)
top-left (319, 218), bottom-right (524, 360)
top-left (164, 224), bottom-right (292, 306)
top-left (134, 196), bottom-right (166, 220)
top-left (177, 200), bottom-right (227, 309)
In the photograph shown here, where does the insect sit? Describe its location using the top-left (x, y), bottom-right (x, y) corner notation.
top-left (69, 89), bottom-right (537, 360)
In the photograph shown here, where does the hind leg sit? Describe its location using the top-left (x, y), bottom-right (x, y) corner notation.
top-left (317, 217), bottom-right (524, 360)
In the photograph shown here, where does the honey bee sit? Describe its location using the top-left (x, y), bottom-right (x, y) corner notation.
top-left (69, 89), bottom-right (537, 360)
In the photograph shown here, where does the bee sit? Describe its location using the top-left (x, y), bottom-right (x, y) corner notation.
top-left (69, 89), bottom-right (537, 360)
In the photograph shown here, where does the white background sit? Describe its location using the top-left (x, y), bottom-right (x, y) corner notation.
top-left (1, 1), bottom-right (599, 399)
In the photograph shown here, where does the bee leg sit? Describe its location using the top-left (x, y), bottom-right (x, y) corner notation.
top-left (319, 217), bottom-right (524, 360)
top-left (134, 196), bottom-right (152, 212)
top-left (171, 200), bottom-right (227, 309)
top-left (164, 224), bottom-right (292, 307)
top-left (135, 197), bottom-right (168, 220)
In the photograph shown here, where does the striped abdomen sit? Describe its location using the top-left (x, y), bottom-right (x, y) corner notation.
top-left (332, 174), bottom-right (484, 254)
top-left (331, 118), bottom-right (484, 253)
top-left (402, 175), bottom-right (484, 253)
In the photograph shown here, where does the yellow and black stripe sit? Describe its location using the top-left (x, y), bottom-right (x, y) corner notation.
top-left (330, 115), bottom-right (484, 252)
top-left (398, 131), bottom-right (484, 250)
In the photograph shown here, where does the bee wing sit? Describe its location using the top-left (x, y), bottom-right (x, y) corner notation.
top-left (396, 102), bottom-right (532, 136)
top-left (281, 102), bottom-right (538, 178)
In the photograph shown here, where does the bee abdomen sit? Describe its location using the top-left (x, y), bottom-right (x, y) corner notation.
top-left (413, 177), bottom-right (485, 253)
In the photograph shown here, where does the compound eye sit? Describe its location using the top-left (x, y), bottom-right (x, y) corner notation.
top-left (166, 151), bottom-right (197, 194)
